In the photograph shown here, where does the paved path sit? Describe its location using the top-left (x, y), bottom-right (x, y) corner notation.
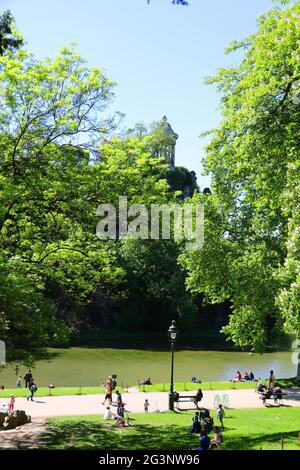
top-left (2, 388), bottom-right (300, 418)
top-left (0, 417), bottom-right (46, 449)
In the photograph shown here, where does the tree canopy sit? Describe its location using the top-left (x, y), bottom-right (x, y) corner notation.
top-left (180, 0), bottom-right (300, 351)
top-left (0, 10), bottom-right (23, 56)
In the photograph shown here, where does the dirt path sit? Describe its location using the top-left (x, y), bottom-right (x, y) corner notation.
top-left (1, 388), bottom-right (299, 418)
top-left (0, 417), bottom-right (47, 450)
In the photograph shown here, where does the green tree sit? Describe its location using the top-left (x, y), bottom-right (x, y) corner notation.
top-left (180, 1), bottom-right (300, 352)
top-left (0, 10), bottom-right (23, 56)
top-left (0, 45), bottom-right (119, 352)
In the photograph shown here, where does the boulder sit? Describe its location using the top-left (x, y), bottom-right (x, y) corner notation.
top-left (0, 410), bottom-right (31, 430)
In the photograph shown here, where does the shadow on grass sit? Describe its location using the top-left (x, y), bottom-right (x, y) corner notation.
top-left (7, 348), bottom-right (61, 364)
top-left (40, 420), bottom-right (300, 451)
top-left (40, 421), bottom-right (197, 451)
top-left (223, 430), bottom-right (300, 451)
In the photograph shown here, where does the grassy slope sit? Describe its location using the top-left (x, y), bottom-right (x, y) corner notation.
top-left (0, 378), bottom-right (297, 397)
top-left (0, 386), bottom-right (125, 398)
top-left (42, 408), bottom-right (300, 451)
top-left (139, 378), bottom-right (299, 392)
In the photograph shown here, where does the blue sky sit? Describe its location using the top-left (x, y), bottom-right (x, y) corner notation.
top-left (1, 0), bottom-right (294, 188)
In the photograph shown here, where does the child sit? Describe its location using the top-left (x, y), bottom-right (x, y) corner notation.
top-left (9, 394), bottom-right (15, 412)
top-left (16, 377), bottom-right (22, 388)
top-left (144, 399), bottom-right (150, 413)
top-left (216, 404), bottom-right (225, 430)
top-left (210, 426), bottom-right (224, 449)
top-left (103, 406), bottom-right (114, 420)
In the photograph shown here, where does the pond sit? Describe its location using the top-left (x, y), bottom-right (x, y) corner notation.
top-left (0, 348), bottom-right (297, 388)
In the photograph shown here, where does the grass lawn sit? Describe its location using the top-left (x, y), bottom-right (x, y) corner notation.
top-left (138, 381), bottom-right (258, 392)
top-left (41, 408), bottom-right (300, 451)
top-left (0, 386), bottom-right (125, 398)
top-left (0, 378), bottom-right (296, 398)
top-left (139, 378), bottom-right (299, 392)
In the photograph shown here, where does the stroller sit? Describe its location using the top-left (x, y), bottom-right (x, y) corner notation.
top-left (256, 382), bottom-right (267, 393)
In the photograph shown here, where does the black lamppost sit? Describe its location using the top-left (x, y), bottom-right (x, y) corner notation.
top-left (168, 320), bottom-right (179, 411)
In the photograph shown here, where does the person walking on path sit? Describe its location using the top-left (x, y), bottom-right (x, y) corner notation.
top-left (144, 399), bottom-right (150, 413)
top-left (9, 394), bottom-right (15, 412)
top-left (268, 370), bottom-right (275, 390)
top-left (103, 380), bottom-right (112, 405)
top-left (27, 381), bottom-right (37, 401)
top-left (23, 369), bottom-right (32, 389)
top-left (216, 404), bottom-right (225, 430)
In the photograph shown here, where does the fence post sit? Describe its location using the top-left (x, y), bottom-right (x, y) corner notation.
top-left (280, 438), bottom-right (284, 450)
top-left (79, 385), bottom-right (81, 395)
top-left (298, 432), bottom-right (300, 447)
top-left (210, 382), bottom-right (212, 390)
top-left (163, 383), bottom-right (165, 392)
top-left (184, 382), bottom-right (186, 391)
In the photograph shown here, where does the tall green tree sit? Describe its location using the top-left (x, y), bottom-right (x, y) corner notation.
top-left (180, 1), bottom-right (300, 352)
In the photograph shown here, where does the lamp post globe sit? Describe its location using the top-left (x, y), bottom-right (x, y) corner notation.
top-left (168, 320), bottom-right (179, 411)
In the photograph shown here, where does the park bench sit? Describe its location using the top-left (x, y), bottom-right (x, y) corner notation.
top-left (174, 394), bottom-right (199, 410)
top-left (258, 391), bottom-right (287, 406)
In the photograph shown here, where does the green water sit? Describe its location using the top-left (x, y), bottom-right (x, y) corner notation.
top-left (0, 348), bottom-right (296, 388)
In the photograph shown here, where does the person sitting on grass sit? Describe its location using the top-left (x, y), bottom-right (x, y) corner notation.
top-left (233, 371), bottom-right (242, 382)
top-left (243, 372), bottom-right (250, 381)
top-left (140, 377), bottom-right (152, 385)
top-left (191, 411), bottom-right (201, 433)
top-left (191, 376), bottom-right (201, 383)
top-left (194, 431), bottom-right (211, 451)
top-left (103, 406), bottom-right (115, 420)
top-left (115, 416), bottom-right (125, 428)
top-left (210, 426), bottom-right (224, 449)
top-left (249, 371), bottom-right (255, 381)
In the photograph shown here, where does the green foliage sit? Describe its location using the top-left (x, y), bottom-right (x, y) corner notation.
top-left (0, 37), bottom-right (193, 355)
top-left (0, 10), bottom-right (23, 56)
top-left (180, 1), bottom-right (300, 351)
top-left (117, 239), bottom-right (197, 330)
